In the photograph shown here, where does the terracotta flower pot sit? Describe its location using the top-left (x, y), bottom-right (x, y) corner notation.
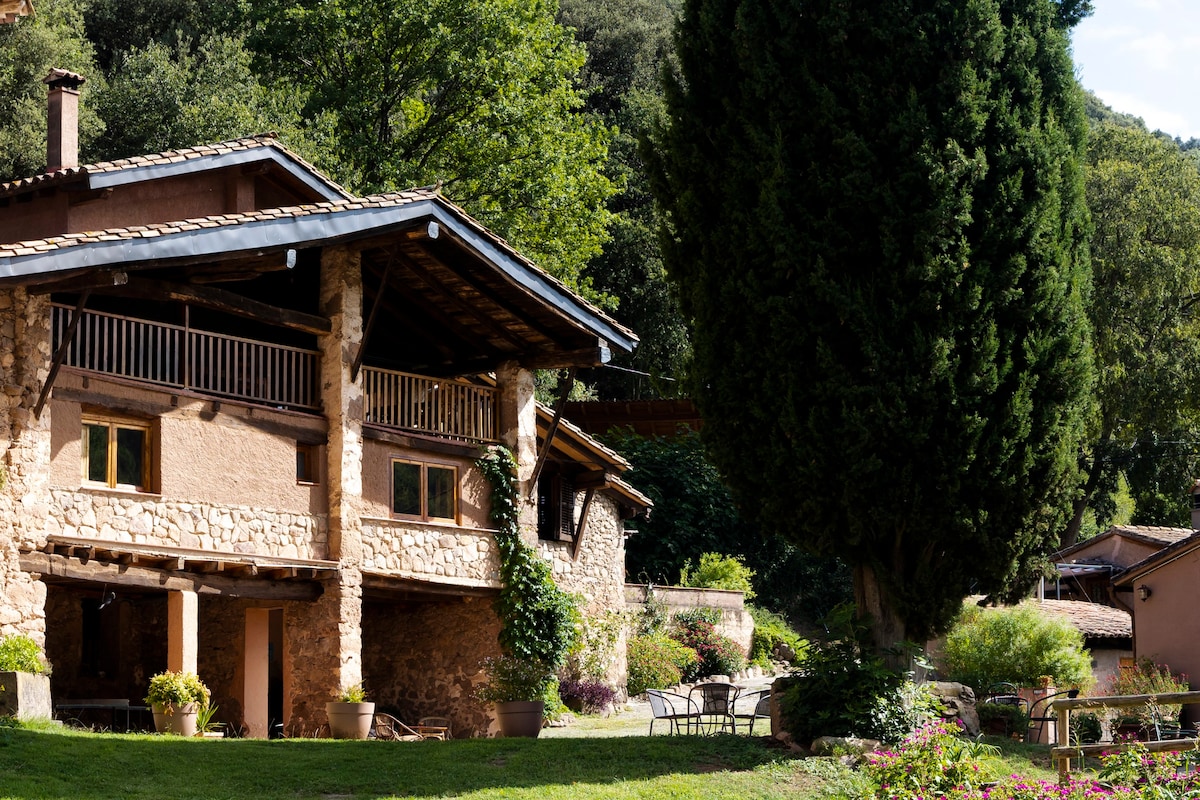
top-left (495, 700), bottom-right (544, 738)
top-left (326, 701), bottom-right (376, 739)
top-left (152, 702), bottom-right (199, 736)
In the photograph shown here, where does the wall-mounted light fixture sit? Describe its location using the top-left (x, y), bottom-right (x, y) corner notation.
top-left (1137, 584), bottom-right (1152, 601)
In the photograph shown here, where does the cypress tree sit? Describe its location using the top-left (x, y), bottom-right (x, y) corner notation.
top-left (650, 0), bottom-right (1094, 650)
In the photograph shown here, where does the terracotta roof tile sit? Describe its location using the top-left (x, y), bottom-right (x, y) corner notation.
top-left (1028, 599), bottom-right (1132, 639)
top-left (1108, 525), bottom-right (1194, 545)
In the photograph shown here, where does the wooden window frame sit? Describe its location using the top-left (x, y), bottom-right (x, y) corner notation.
top-left (390, 457), bottom-right (459, 524)
top-left (81, 414), bottom-right (155, 492)
top-left (296, 442), bottom-right (320, 485)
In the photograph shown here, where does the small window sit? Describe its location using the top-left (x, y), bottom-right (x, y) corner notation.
top-left (391, 459), bottom-right (458, 522)
top-left (82, 417), bottom-right (152, 491)
top-left (296, 443), bottom-right (320, 484)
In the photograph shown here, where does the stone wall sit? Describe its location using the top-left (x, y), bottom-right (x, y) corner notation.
top-left (360, 518), bottom-right (499, 586)
top-left (0, 288), bottom-right (53, 641)
top-left (361, 595), bottom-right (502, 737)
top-left (46, 489), bottom-right (328, 559)
top-left (282, 585), bottom-right (350, 736)
top-left (539, 492), bottom-right (629, 690)
top-left (624, 584), bottom-right (753, 653)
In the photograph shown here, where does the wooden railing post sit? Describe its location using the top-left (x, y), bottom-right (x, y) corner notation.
top-left (1056, 705), bottom-right (1071, 783)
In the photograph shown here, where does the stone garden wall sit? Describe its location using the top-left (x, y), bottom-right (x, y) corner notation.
top-left (624, 584), bottom-right (753, 652)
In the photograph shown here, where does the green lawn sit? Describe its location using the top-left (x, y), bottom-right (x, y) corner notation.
top-left (0, 723), bottom-right (822, 800)
top-left (0, 721), bottom-right (1067, 800)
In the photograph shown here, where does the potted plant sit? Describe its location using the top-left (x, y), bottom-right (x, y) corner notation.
top-left (145, 670), bottom-right (210, 736)
top-left (477, 655), bottom-right (553, 738)
top-left (0, 634), bottom-right (52, 721)
top-left (325, 684), bottom-right (375, 739)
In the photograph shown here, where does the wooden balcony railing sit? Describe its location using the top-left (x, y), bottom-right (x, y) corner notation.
top-left (362, 366), bottom-right (498, 443)
top-left (52, 304), bottom-right (320, 410)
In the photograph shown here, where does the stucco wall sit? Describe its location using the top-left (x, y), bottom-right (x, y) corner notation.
top-left (360, 438), bottom-right (489, 526)
top-left (49, 372), bottom-right (327, 514)
top-left (1128, 552), bottom-right (1200, 725)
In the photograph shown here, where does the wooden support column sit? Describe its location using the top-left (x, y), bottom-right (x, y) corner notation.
top-left (167, 588), bottom-right (198, 674)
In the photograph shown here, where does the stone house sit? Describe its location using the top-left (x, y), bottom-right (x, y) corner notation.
top-left (0, 72), bottom-right (648, 736)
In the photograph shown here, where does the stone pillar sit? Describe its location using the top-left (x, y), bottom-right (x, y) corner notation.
top-left (316, 245), bottom-right (365, 698)
top-left (167, 589), bottom-right (199, 674)
top-left (0, 288), bottom-right (52, 641)
top-left (495, 361), bottom-right (538, 544)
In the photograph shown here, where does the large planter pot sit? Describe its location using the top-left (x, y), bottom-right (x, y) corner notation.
top-left (326, 701), bottom-right (376, 740)
top-left (0, 671), bottom-right (52, 720)
top-left (152, 702), bottom-right (199, 736)
top-left (495, 700), bottom-right (544, 738)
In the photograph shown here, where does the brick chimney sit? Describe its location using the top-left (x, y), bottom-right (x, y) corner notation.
top-left (43, 68), bottom-right (85, 172)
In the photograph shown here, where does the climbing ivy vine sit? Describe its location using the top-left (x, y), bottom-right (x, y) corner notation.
top-left (476, 447), bottom-right (578, 668)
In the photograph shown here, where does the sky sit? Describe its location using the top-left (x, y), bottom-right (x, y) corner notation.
top-left (1071, 0), bottom-right (1200, 141)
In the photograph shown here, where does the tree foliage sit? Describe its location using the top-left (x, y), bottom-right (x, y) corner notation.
top-left (651, 0), bottom-right (1094, 649)
top-left (608, 429), bottom-right (852, 629)
top-left (1064, 122), bottom-right (1200, 542)
top-left (937, 603), bottom-right (1094, 692)
top-left (0, 0), bottom-right (104, 179)
top-left (248, 0), bottom-right (616, 300)
top-left (559, 0), bottom-right (689, 397)
top-left (90, 34), bottom-right (317, 163)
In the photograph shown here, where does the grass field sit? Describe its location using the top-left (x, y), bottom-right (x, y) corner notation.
top-left (0, 719), bottom-right (1067, 800)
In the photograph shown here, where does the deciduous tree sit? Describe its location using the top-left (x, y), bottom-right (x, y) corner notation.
top-left (1063, 122), bottom-right (1200, 542)
top-left (249, 0), bottom-right (616, 300)
top-left (651, 0), bottom-right (1094, 652)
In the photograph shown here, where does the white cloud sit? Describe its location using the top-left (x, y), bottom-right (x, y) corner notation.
top-left (1092, 88), bottom-right (1198, 139)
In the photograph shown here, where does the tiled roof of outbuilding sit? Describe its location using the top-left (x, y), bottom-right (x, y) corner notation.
top-left (1029, 599), bottom-right (1132, 639)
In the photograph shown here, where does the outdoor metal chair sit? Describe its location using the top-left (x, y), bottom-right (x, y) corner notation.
top-left (690, 682), bottom-right (739, 735)
top-left (1026, 688), bottom-right (1079, 744)
top-left (646, 689), bottom-right (701, 735)
top-left (732, 689), bottom-right (771, 736)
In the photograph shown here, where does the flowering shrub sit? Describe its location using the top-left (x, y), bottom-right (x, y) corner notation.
top-left (558, 678), bottom-right (617, 714)
top-left (1104, 657), bottom-right (1189, 730)
top-left (864, 725), bottom-right (1200, 800)
top-left (864, 721), bottom-right (998, 799)
top-left (626, 633), bottom-right (699, 695)
top-left (671, 617), bottom-right (745, 681)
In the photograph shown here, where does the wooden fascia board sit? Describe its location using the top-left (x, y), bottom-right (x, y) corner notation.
top-left (20, 550), bottom-right (325, 601)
